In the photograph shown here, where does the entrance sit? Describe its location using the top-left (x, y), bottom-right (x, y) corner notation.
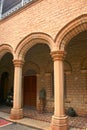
top-left (0, 72), bottom-right (9, 104)
top-left (23, 76), bottom-right (37, 107)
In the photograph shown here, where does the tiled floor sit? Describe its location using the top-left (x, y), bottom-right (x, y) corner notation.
top-left (0, 105), bottom-right (87, 129)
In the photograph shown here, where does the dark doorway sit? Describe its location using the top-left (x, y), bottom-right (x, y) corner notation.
top-left (0, 72), bottom-right (9, 104)
top-left (23, 76), bottom-right (37, 108)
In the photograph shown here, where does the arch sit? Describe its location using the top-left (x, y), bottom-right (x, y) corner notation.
top-left (55, 14), bottom-right (87, 51)
top-left (0, 65), bottom-right (12, 75)
top-left (0, 44), bottom-right (13, 60)
top-left (81, 56), bottom-right (87, 70)
top-left (15, 32), bottom-right (55, 59)
top-left (23, 61), bottom-right (40, 75)
top-left (64, 60), bottom-right (72, 74)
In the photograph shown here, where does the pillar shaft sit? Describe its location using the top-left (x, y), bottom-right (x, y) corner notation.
top-left (51, 51), bottom-right (68, 130)
top-left (54, 54), bottom-right (64, 116)
top-left (13, 60), bottom-right (23, 108)
top-left (10, 60), bottom-right (24, 120)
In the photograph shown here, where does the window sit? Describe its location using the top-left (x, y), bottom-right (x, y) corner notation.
top-left (0, 0), bottom-right (32, 19)
top-left (2, 0), bottom-right (22, 14)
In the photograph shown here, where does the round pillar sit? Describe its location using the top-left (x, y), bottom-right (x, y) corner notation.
top-left (50, 51), bottom-right (68, 130)
top-left (10, 59), bottom-right (24, 120)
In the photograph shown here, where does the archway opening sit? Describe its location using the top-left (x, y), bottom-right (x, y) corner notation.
top-left (64, 30), bottom-right (87, 116)
top-left (23, 43), bottom-right (53, 112)
top-left (0, 72), bottom-right (9, 104)
top-left (0, 52), bottom-right (14, 106)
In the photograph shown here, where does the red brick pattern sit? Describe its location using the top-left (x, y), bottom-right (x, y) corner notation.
top-left (0, 0), bottom-right (87, 49)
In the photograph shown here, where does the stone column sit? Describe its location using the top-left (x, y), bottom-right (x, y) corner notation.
top-left (51, 51), bottom-right (68, 130)
top-left (10, 60), bottom-right (24, 120)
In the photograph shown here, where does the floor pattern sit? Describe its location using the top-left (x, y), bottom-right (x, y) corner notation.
top-left (0, 106), bottom-right (87, 129)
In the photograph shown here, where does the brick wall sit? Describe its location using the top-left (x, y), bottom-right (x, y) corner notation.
top-left (0, 0), bottom-right (87, 114)
top-left (65, 39), bottom-right (87, 115)
top-left (0, 0), bottom-right (87, 49)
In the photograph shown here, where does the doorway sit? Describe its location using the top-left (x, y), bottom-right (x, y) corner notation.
top-left (23, 76), bottom-right (37, 108)
top-left (0, 72), bottom-right (9, 104)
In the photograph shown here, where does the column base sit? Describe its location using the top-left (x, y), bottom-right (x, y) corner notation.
top-left (10, 108), bottom-right (23, 120)
top-left (51, 115), bottom-right (68, 130)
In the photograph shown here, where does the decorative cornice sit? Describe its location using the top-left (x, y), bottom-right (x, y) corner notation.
top-left (13, 60), bottom-right (24, 67)
top-left (50, 51), bottom-right (65, 61)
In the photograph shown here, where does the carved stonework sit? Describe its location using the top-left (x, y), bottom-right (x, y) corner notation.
top-left (13, 60), bottom-right (24, 67)
top-left (51, 51), bottom-right (65, 61)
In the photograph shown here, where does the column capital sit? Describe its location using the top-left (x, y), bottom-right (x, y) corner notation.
top-left (51, 51), bottom-right (66, 61)
top-left (13, 60), bottom-right (24, 67)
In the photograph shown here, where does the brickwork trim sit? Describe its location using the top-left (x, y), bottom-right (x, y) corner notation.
top-left (23, 61), bottom-right (40, 75)
top-left (0, 44), bottom-right (13, 60)
top-left (15, 32), bottom-right (54, 59)
top-left (13, 59), bottom-right (24, 67)
top-left (55, 14), bottom-right (87, 51)
top-left (51, 51), bottom-right (65, 61)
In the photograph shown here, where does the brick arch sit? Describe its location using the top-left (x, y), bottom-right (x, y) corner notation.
top-left (15, 32), bottom-right (54, 60)
top-left (55, 14), bottom-right (87, 51)
top-left (0, 44), bottom-right (13, 60)
top-left (64, 60), bottom-right (72, 74)
top-left (23, 61), bottom-right (40, 75)
top-left (81, 57), bottom-right (87, 71)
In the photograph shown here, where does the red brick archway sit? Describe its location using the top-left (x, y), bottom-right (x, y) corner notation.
top-left (0, 44), bottom-right (13, 60)
top-left (55, 14), bottom-right (87, 51)
top-left (15, 32), bottom-right (54, 60)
